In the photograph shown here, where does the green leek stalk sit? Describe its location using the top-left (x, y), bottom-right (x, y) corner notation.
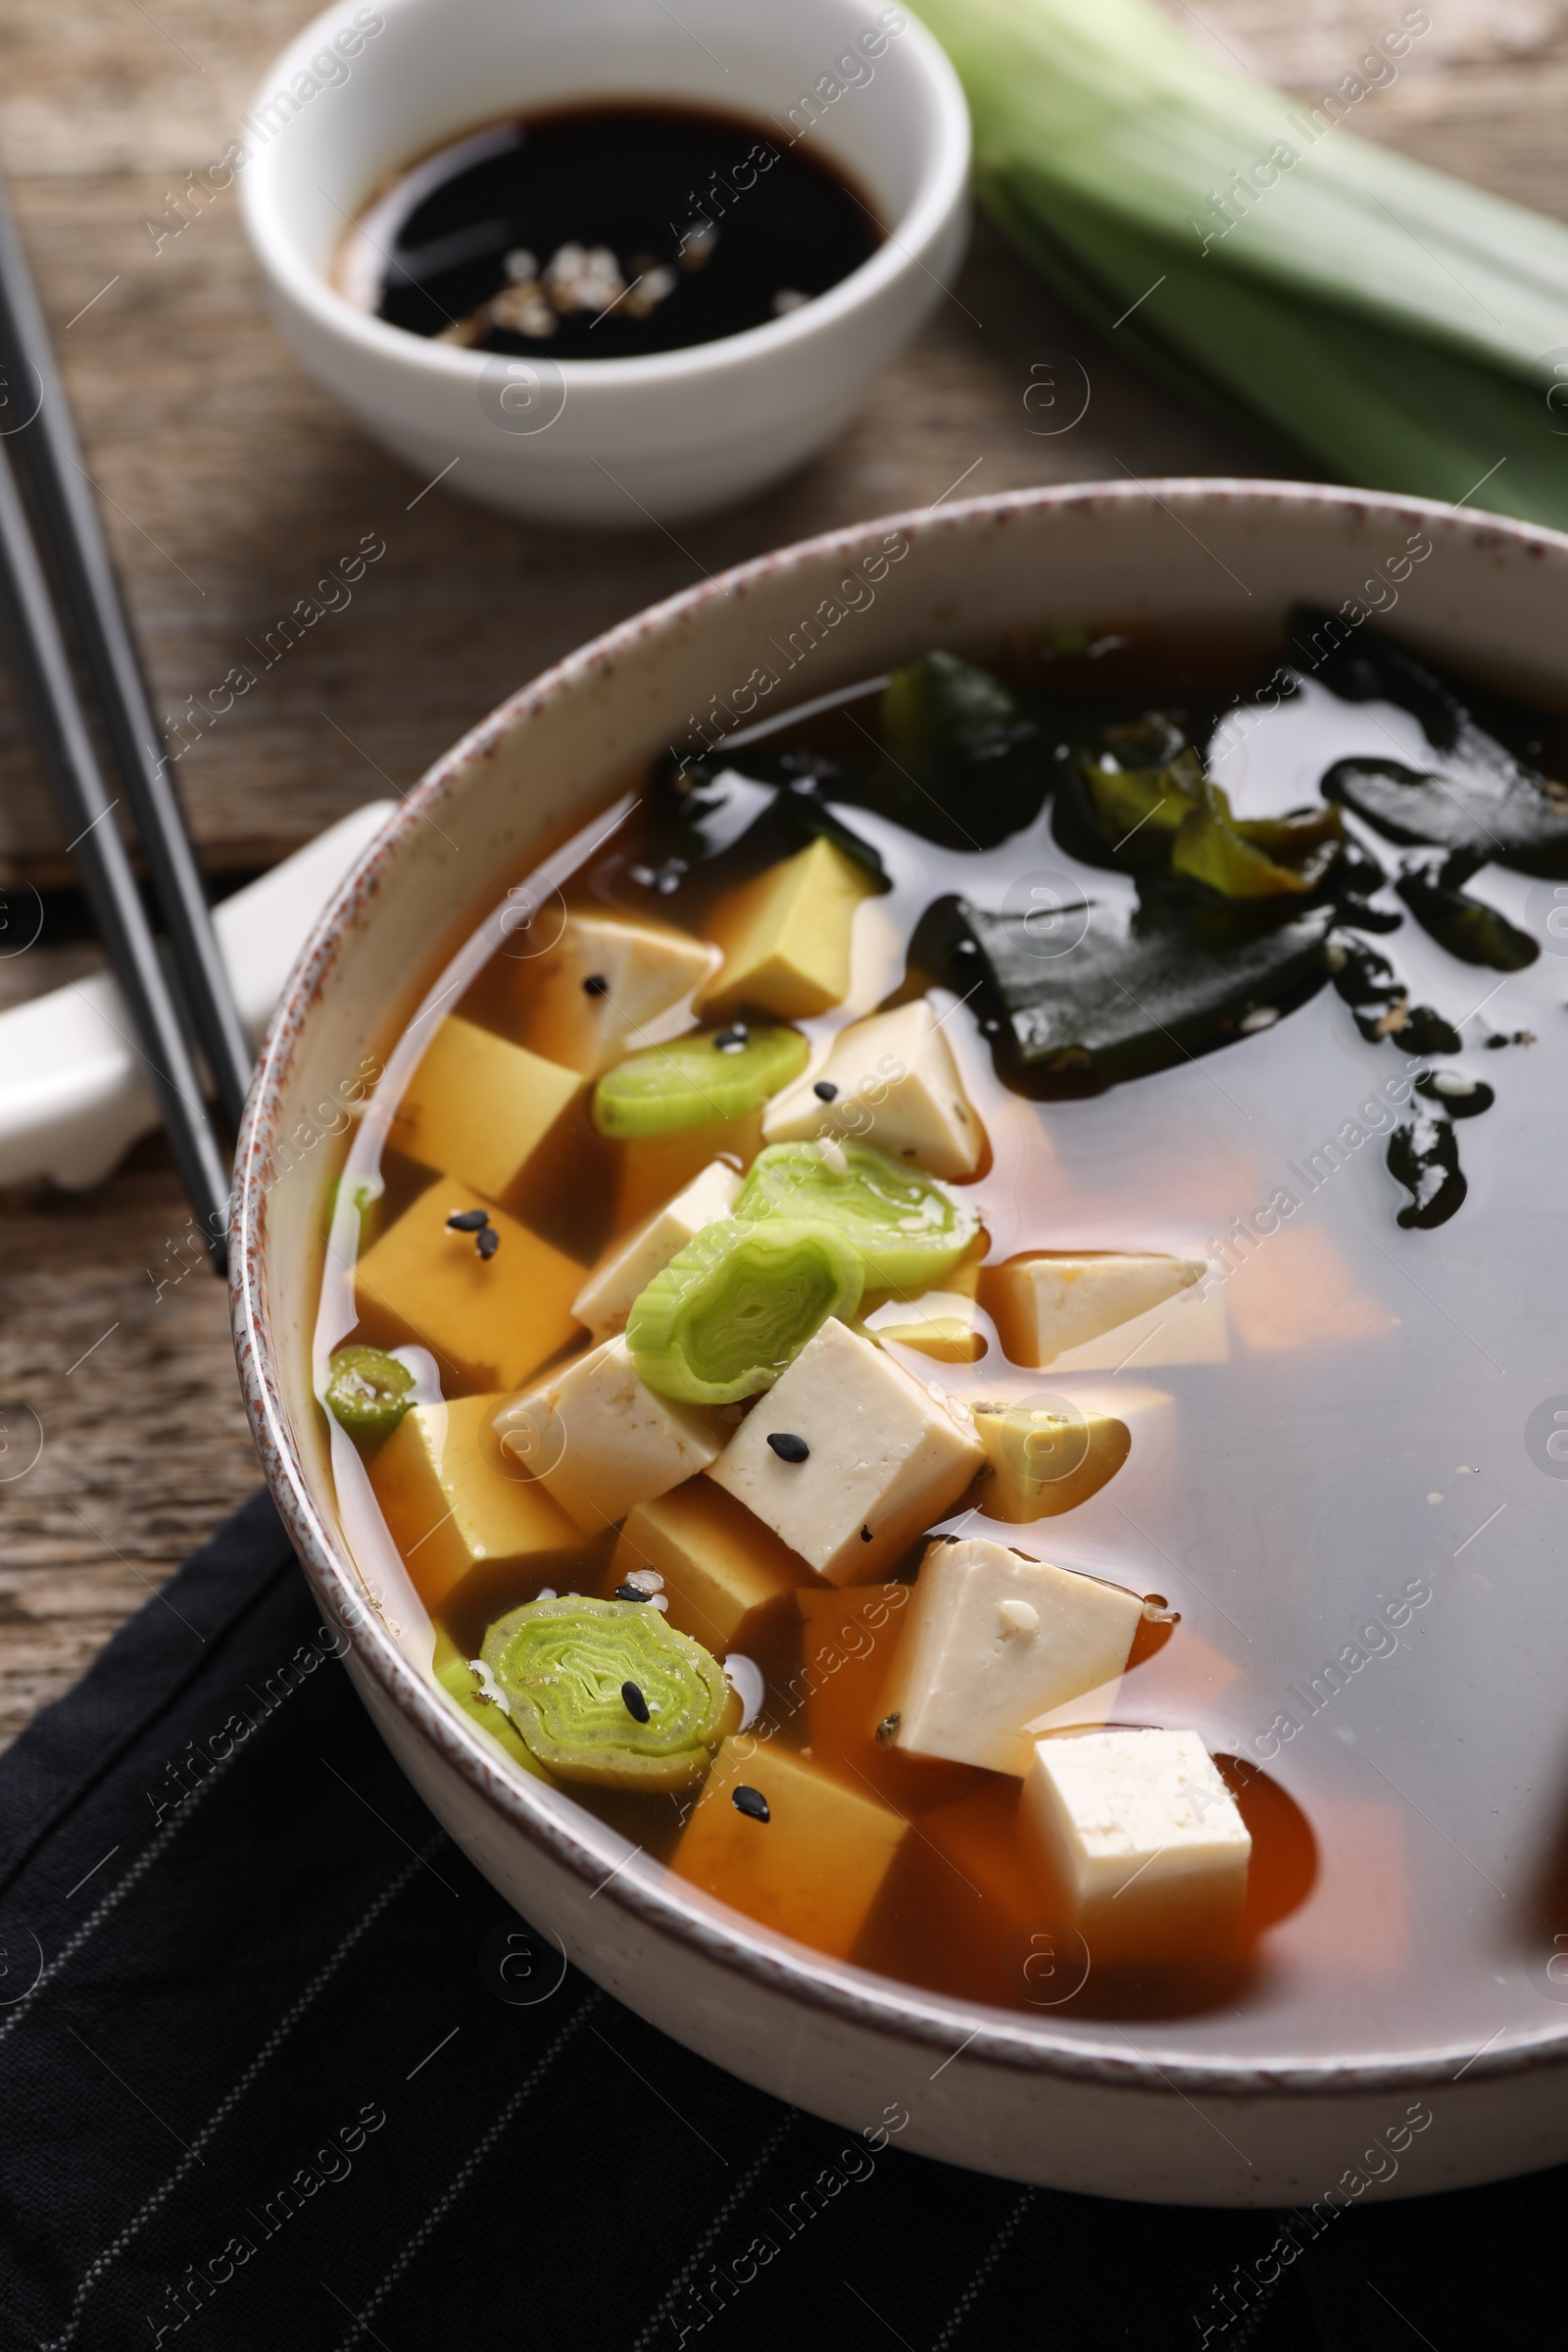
top-left (916, 0), bottom-right (1568, 526)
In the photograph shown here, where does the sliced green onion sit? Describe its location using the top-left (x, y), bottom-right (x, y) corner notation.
top-left (324, 1346), bottom-right (415, 1440)
top-left (735, 1142), bottom-right (980, 1290)
top-left (626, 1216), bottom-right (862, 1404)
top-left (593, 1026), bottom-right (808, 1140)
top-left (480, 1595), bottom-right (736, 1789)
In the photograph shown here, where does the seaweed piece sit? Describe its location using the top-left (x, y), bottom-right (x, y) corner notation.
top-left (1054, 712), bottom-right (1198, 872)
top-left (1290, 609), bottom-right (1568, 877)
top-left (1326, 936), bottom-right (1461, 1052)
top-left (876, 652), bottom-right (1055, 849)
top-left (1395, 854), bottom-right (1540, 971)
top-left (1387, 1106), bottom-right (1467, 1230)
top-left (1414, 1070), bottom-right (1494, 1118)
top-left (915, 887), bottom-right (1333, 1097)
top-left (1170, 779), bottom-right (1345, 900)
top-left (652, 750), bottom-right (890, 886)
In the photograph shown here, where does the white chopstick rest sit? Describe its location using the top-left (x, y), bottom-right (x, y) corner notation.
top-left (0, 802), bottom-right (393, 1190)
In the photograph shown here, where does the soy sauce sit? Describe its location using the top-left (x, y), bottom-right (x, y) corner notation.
top-left (341, 105), bottom-right (882, 359)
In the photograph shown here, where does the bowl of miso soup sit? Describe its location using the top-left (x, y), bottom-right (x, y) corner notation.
top-left (233, 482), bottom-right (1568, 2201)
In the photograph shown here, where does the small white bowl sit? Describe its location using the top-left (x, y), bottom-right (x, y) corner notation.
top-left (238, 0), bottom-right (970, 526)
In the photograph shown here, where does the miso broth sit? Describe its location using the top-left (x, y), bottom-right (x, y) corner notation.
top-left (316, 614), bottom-right (1568, 2053)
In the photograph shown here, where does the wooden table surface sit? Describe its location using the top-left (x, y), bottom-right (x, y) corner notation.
top-left (3, 0), bottom-right (1564, 1747)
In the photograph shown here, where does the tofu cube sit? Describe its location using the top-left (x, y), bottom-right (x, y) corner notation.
top-left (609, 1479), bottom-right (805, 1652)
top-left (970, 1399), bottom-right (1131, 1520)
top-left (615, 1109), bottom-right (764, 1231)
top-left (885, 1537), bottom-right (1143, 1776)
top-left (1023, 1727), bottom-right (1251, 1962)
top-left (984, 1252), bottom-right (1206, 1368)
top-left (494, 1338), bottom-right (722, 1535)
top-left (705, 1317), bottom-right (983, 1584)
top-left (670, 1737), bottom-right (906, 1958)
top-left (572, 1159), bottom-right (742, 1339)
top-left (389, 1014), bottom-right (584, 1209)
top-left (863, 1289), bottom-right (986, 1364)
top-left (369, 1393), bottom-right (583, 1615)
top-left (698, 836), bottom-right (879, 1021)
top-left (521, 910), bottom-right (717, 1076)
top-left (797, 1584), bottom-right (981, 1814)
top-left (762, 999), bottom-right (985, 1180)
top-left (353, 1182), bottom-right (584, 1393)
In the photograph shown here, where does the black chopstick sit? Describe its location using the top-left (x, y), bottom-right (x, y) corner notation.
top-left (0, 170), bottom-right (253, 1136)
top-left (0, 431), bottom-right (232, 1271)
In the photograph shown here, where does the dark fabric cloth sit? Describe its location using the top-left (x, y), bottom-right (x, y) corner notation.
top-left (0, 1492), bottom-right (1554, 2352)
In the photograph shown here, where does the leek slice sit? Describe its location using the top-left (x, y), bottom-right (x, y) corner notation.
top-left (323, 1346), bottom-right (415, 1440)
top-left (915, 0), bottom-right (1568, 528)
top-left (481, 1596), bottom-right (736, 1790)
top-left (592, 1025), bottom-right (808, 1140)
top-left (626, 1216), bottom-right (862, 1403)
top-left (735, 1142), bottom-right (979, 1291)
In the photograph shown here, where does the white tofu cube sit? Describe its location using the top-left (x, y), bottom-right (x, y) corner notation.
top-left (762, 1000), bottom-right (985, 1180)
top-left (523, 911), bottom-right (718, 1077)
top-left (494, 1337), bottom-right (721, 1534)
top-left (571, 1159), bottom-right (742, 1339)
top-left (1023, 1727), bottom-right (1250, 1961)
top-left (886, 1537), bottom-right (1142, 1776)
top-left (705, 1317), bottom-right (983, 1583)
top-left (986, 1252), bottom-right (1207, 1367)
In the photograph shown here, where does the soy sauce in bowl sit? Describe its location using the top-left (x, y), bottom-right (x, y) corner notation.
top-left (337, 105), bottom-right (883, 359)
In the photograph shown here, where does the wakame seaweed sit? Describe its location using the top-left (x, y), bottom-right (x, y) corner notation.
top-left (911, 888), bottom-right (1335, 1095)
top-left (1290, 608), bottom-right (1568, 878)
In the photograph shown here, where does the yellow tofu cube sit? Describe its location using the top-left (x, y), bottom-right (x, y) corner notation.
top-left (609, 1479), bottom-right (807, 1652)
top-left (388, 1014), bottom-right (583, 1208)
top-left (520, 910), bottom-right (717, 1077)
top-left (369, 1393), bottom-right (583, 1615)
top-left (353, 1181), bottom-right (584, 1393)
top-left (699, 837), bottom-right (878, 1021)
top-left (614, 1109), bottom-right (763, 1231)
top-left (970, 1398), bottom-right (1131, 1519)
top-left (671, 1737), bottom-right (906, 1958)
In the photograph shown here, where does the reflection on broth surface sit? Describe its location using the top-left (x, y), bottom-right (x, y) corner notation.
top-left (316, 619), bottom-right (1568, 2047)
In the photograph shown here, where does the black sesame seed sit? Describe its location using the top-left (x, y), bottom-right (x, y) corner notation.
top-left (447, 1207), bottom-right (490, 1232)
top-left (812, 1080), bottom-right (839, 1102)
top-left (475, 1226), bottom-right (501, 1259)
top-left (713, 1025), bottom-right (749, 1054)
top-left (621, 1680), bottom-right (651, 1723)
top-left (874, 1713), bottom-right (901, 1744)
top-left (766, 1431), bottom-right (809, 1463)
top-left (732, 1784), bottom-right (770, 1822)
top-left (583, 973), bottom-right (610, 998)
top-left (860, 1525), bottom-right (873, 1543)
top-left (614, 1583), bottom-right (652, 1604)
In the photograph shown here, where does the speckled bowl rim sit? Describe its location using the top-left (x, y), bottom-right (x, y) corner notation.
top-left (232, 476), bottom-right (1568, 2101)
